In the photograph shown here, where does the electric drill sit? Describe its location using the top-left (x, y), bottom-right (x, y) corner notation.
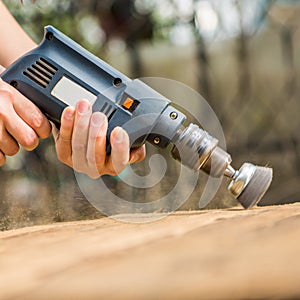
top-left (0, 26), bottom-right (273, 208)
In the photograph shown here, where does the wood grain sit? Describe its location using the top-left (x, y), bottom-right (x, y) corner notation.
top-left (1, 203), bottom-right (300, 299)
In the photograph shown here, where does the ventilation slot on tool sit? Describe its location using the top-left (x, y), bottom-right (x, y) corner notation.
top-left (100, 102), bottom-right (116, 120)
top-left (23, 57), bottom-right (58, 88)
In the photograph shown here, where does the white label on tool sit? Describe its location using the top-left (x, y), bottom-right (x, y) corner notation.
top-left (51, 76), bottom-right (97, 106)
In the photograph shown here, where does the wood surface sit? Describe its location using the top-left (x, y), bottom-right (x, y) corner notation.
top-left (1, 203), bottom-right (300, 299)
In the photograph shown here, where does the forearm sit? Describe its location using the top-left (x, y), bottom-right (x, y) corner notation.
top-left (0, 1), bottom-right (35, 67)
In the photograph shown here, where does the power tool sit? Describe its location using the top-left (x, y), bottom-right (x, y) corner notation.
top-left (0, 26), bottom-right (273, 209)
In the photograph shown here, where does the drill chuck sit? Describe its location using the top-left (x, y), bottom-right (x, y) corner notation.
top-left (171, 123), bottom-right (231, 178)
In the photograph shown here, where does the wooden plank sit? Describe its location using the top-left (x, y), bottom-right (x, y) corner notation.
top-left (1, 203), bottom-right (300, 299)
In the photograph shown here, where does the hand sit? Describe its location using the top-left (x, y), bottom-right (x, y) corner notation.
top-left (0, 66), bottom-right (52, 166)
top-left (54, 99), bottom-right (146, 178)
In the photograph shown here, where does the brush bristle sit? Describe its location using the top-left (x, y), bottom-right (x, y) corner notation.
top-left (237, 166), bottom-right (273, 209)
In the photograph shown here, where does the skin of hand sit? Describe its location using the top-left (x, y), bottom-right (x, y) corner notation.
top-left (54, 99), bottom-right (146, 178)
top-left (0, 1), bottom-right (51, 167)
top-left (0, 66), bottom-right (52, 166)
top-left (0, 1), bottom-right (36, 67)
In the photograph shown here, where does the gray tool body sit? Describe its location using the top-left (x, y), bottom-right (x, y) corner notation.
top-left (1, 26), bottom-right (273, 208)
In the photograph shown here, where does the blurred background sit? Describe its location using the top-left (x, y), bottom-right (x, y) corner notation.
top-left (1, 0), bottom-right (300, 230)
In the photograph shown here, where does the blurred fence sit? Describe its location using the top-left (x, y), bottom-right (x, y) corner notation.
top-left (1, 0), bottom-right (300, 230)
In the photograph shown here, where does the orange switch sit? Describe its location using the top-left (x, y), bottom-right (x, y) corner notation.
top-left (123, 97), bottom-right (134, 110)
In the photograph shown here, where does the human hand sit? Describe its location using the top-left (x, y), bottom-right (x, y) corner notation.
top-left (0, 66), bottom-right (52, 166)
top-left (54, 99), bottom-right (146, 178)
